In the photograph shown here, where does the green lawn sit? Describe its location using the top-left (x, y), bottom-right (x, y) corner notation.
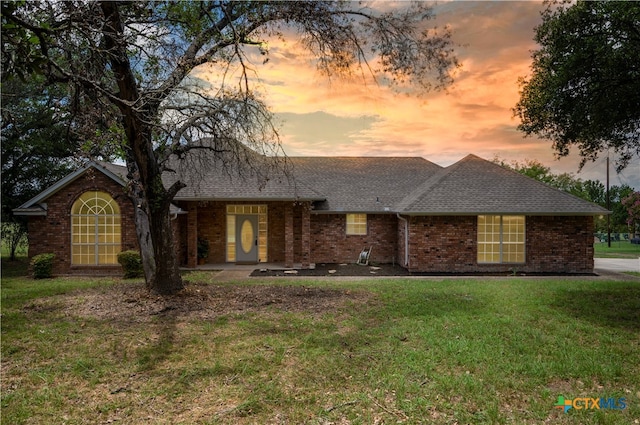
top-left (2, 260), bottom-right (639, 424)
top-left (594, 241), bottom-right (640, 258)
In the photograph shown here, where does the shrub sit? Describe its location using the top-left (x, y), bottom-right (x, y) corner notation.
top-left (197, 237), bottom-right (209, 259)
top-left (31, 253), bottom-right (55, 279)
top-left (117, 250), bottom-right (143, 278)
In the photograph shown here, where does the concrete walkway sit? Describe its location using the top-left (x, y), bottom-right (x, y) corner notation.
top-left (595, 258), bottom-right (640, 273)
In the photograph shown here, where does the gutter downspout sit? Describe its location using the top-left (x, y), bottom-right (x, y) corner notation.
top-left (397, 213), bottom-right (409, 267)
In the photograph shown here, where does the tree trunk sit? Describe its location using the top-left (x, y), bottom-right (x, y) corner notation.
top-left (146, 202), bottom-right (183, 294)
top-left (100, 1), bottom-right (185, 295)
top-left (126, 150), bottom-right (184, 295)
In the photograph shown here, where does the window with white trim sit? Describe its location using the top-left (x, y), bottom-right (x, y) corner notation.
top-left (71, 191), bottom-right (121, 265)
top-left (346, 213), bottom-right (367, 235)
top-left (477, 215), bottom-right (525, 264)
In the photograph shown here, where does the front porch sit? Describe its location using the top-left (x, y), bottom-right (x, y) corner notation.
top-left (176, 200), bottom-right (312, 269)
top-left (182, 262), bottom-right (316, 271)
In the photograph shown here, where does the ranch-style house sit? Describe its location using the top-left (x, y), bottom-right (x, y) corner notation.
top-left (14, 153), bottom-right (609, 276)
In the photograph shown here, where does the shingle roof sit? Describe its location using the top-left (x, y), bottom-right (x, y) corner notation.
top-left (97, 154), bottom-right (324, 201)
top-left (166, 153), bottom-right (324, 201)
top-left (14, 153), bottom-right (609, 216)
top-left (397, 154), bottom-right (609, 215)
top-left (289, 157), bottom-right (443, 212)
top-left (14, 161), bottom-right (186, 216)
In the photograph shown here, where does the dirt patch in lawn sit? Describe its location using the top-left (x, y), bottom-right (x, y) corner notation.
top-left (38, 281), bottom-right (374, 322)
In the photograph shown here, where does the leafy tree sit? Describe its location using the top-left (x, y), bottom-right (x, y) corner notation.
top-left (494, 158), bottom-right (586, 197)
top-left (580, 180), bottom-right (606, 206)
top-left (514, 1), bottom-right (640, 171)
top-left (622, 191), bottom-right (640, 238)
top-left (2, 1), bottom-right (459, 294)
top-left (0, 75), bottom-right (79, 259)
top-left (1, 222), bottom-right (27, 260)
top-left (609, 184), bottom-right (635, 233)
top-left (1, 76), bottom-right (78, 212)
top-left (1, 73), bottom-right (120, 258)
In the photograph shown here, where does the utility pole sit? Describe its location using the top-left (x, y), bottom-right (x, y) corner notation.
top-left (607, 155), bottom-right (611, 248)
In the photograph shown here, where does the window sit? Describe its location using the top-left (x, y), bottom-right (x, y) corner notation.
top-left (346, 214), bottom-right (367, 235)
top-left (71, 191), bottom-right (121, 265)
top-left (477, 215), bottom-right (525, 264)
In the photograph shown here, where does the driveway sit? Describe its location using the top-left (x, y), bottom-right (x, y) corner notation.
top-left (595, 258), bottom-right (640, 273)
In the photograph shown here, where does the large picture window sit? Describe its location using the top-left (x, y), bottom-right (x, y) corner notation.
top-left (346, 213), bottom-right (367, 235)
top-left (477, 215), bottom-right (525, 264)
top-left (71, 191), bottom-right (121, 265)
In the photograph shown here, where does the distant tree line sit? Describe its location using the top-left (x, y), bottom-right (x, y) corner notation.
top-left (494, 158), bottom-right (638, 238)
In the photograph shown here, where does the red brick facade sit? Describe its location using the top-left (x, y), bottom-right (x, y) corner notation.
top-left (405, 216), bottom-right (476, 272)
top-left (27, 169), bottom-right (138, 276)
top-left (525, 216), bottom-right (594, 273)
top-left (25, 170), bottom-right (596, 275)
top-left (310, 214), bottom-right (398, 264)
top-left (403, 215), bottom-right (594, 274)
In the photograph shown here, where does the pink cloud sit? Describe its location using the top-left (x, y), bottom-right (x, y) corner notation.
top-left (193, 1), bottom-right (638, 189)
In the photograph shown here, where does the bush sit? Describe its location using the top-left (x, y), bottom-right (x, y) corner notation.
top-left (117, 250), bottom-right (143, 278)
top-left (31, 253), bottom-right (55, 279)
top-left (197, 237), bottom-right (209, 259)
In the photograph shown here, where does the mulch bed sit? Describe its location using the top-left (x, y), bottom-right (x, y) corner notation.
top-left (250, 263), bottom-right (598, 278)
top-left (250, 263), bottom-right (411, 277)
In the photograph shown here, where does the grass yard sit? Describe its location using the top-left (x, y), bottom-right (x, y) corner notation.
top-left (594, 241), bottom-right (640, 259)
top-left (1, 259), bottom-right (639, 424)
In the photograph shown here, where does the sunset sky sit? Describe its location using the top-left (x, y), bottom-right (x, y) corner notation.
top-left (196, 1), bottom-right (639, 190)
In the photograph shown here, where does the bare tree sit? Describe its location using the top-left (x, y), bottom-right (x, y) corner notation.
top-left (2, 1), bottom-right (459, 294)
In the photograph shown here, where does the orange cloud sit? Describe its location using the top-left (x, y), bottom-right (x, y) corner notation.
top-left (193, 1), bottom-right (638, 188)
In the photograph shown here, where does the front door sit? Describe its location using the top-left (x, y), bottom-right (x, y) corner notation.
top-left (236, 215), bottom-right (259, 263)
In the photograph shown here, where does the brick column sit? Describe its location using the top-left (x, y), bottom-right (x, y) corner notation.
top-left (301, 203), bottom-right (311, 269)
top-left (187, 203), bottom-right (198, 268)
top-left (284, 203), bottom-right (294, 268)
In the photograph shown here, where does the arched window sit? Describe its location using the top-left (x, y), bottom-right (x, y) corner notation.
top-left (71, 191), bottom-right (121, 265)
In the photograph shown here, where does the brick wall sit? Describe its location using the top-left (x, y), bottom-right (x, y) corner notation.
top-left (27, 168), bottom-right (138, 276)
top-left (309, 214), bottom-right (398, 264)
top-left (405, 215), bottom-right (595, 274)
top-left (186, 206), bottom-right (397, 266)
top-left (526, 216), bottom-right (594, 273)
top-left (406, 216), bottom-right (476, 272)
top-left (30, 178), bottom-right (595, 275)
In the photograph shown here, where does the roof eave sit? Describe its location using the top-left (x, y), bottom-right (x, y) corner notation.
top-left (12, 207), bottom-right (47, 216)
top-left (173, 196), bottom-right (325, 202)
top-left (14, 161), bottom-right (126, 211)
top-left (398, 211), bottom-right (610, 216)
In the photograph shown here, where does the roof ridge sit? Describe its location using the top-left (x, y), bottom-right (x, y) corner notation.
top-left (396, 154), bottom-right (608, 215)
top-left (395, 155), bottom-right (471, 211)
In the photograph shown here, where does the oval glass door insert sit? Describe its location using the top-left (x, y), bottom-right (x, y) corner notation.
top-left (240, 219), bottom-right (254, 254)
